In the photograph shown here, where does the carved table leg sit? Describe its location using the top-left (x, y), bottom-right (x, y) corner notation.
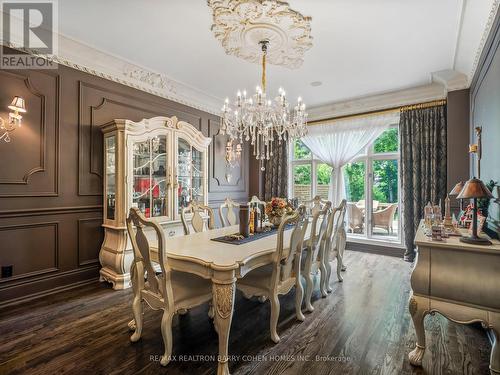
top-left (212, 271), bottom-right (236, 375)
top-left (408, 294), bottom-right (428, 366)
top-left (490, 314), bottom-right (500, 375)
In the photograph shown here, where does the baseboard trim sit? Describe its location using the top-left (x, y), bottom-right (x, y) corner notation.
top-left (346, 241), bottom-right (404, 258)
top-left (0, 266), bottom-right (100, 309)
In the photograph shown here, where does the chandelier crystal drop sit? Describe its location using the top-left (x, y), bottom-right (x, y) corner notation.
top-left (220, 40), bottom-right (308, 170)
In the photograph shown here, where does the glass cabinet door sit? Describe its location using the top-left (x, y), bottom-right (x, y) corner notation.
top-left (176, 137), bottom-right (205, 216)
top-left (132, 139), bottom-right (151, 217)
top-left (191, 147), bottom-right (204, 204)
top-left (105, 135), bottom-right (116, 220)
top-left (151, 136), bottom-right (168, 218)
top-left (131, 135), bottom-right (169, 219)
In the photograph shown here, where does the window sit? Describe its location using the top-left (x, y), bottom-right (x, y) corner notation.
top-left (289, 127), bottom-right (401, 244)
top-left (289, 140), bottom-right (332, 202)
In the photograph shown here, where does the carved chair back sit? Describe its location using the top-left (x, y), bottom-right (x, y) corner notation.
top-left (304, 195), bottom-right (328, 216)
top-left (274, 205), bottom-right (309, 284)
top-left (309, 202), bottom-right (332, 263)
top-left (180, 201), bottom-right (215, 235)
top-left (329, 199), bottom-right (347, 260)
top-left (126, 208), bottom-right (175, 310)
top-left (219, 197), bottom-right (239, 227)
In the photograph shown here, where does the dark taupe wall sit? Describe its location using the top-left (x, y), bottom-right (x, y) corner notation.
top-left (447, 89), bottom-right (470, 212)
top-left (0, 49), bottom-right (249, 305)
top-left (470, 10), bottom-right (500, 238)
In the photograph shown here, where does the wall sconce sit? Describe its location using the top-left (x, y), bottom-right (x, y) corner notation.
top-left (225, 140), bottom-right (242, 183)
top-left (0, 96), bottom-right (27, 143)
top-left (225, 140), bottom-right (242, 167)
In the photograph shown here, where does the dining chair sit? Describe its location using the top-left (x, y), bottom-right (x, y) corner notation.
top-left (303, 201), bottom-right (332, 312)
top-left (180, 201), bottom-right (215, 235)
top-left (219, 197), bottom-right (239, 227)
top-left (304, 195), bottom-right (328, 216)
top-left (323, 199), bottom-right (347, 292)
top-left (126, 207), bottom-right (213, 366)
top-left (236, 205), bottom-right (309, 343)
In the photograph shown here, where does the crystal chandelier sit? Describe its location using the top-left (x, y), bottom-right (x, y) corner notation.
top-left (220, 40), bottom-right (308, 170)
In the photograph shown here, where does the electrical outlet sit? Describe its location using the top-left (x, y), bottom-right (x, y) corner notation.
top-left (1, 265), bottom-right (13, 278)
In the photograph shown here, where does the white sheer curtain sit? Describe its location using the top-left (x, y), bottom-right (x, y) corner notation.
top-left (302, 112), bottom-right (400, 206)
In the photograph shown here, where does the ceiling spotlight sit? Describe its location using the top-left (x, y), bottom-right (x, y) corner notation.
top-left (310, 81), bottom-right (322, 87)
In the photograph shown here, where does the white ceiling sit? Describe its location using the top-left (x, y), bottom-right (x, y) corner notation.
top-left (56, 0), bottom-right (498, 111)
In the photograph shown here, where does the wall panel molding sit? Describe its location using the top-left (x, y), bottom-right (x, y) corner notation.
top-left (0, 70), bottom-right (59, 196)
top-left (77, 218), bottom-right (103, 267)
top-left (209, 118), bottom-right (248, 197)
top-left (0, 222), bottom-right (59, 282)
top-left (78, 80), bottom-right (202, 196)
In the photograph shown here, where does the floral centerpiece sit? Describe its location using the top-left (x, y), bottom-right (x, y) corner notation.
top-left (265, 197), bottom-right (293, 226)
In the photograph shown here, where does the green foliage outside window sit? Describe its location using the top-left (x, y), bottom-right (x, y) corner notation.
top-left (293, 165), bottom-right (311, 184)
top-left (317, 164), bottom-right (332, 185)
top-left (372, 160), bottom-right (398, 203)
top-left (292, 128), bottom-right (398, 204)
top-left (374, 127), bottom-right (398, 153)
top-left (344, 162), bottom-right (365, 202)
top-left (294, 140), bottom-right (311, 159)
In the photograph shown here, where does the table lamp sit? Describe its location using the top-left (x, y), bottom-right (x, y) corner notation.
top-left (456, 177), bottom-right (494, 245)
top-left (449, 181), bottom-right (465, 211)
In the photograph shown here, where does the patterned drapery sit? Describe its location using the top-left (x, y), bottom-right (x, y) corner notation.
top-left (264, 136), bottom-right (288, 201)
top-left (400, 104), bottom-right (447, 261)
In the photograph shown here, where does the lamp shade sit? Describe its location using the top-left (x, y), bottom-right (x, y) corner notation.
top-left (456, 178), bottom-right (494, 199)
top-left (449, 181), bottom-right (465, 196)
top-left (8, 96), bottom-right (26, 113)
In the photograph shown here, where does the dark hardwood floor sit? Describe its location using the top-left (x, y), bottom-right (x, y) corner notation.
top-left (0, 251), bottom-right (491, 375)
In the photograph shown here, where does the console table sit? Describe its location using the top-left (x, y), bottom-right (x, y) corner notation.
top-left (409, 221), bottom-right (500, 374)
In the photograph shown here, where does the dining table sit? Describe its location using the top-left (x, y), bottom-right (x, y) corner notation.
top-left (140, 224), bottom-right (314, 375)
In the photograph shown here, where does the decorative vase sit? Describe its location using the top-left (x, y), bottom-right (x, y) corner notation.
top-left (269, 215), bottom-right (282, 227)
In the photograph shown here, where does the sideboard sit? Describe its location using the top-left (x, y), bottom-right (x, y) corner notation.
top-left (409, 221), bottom-right (500, 374)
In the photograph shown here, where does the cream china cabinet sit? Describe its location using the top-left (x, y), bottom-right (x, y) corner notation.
top-left (99, 116), bottom-right (211, 289)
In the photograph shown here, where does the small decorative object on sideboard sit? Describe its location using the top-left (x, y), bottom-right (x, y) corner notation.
top-left (443, 195), bottom-right (454, 230)
top-left (456, 177), bottom-right (494, 245)
top-left (265, 197), bottom-right (293, 227)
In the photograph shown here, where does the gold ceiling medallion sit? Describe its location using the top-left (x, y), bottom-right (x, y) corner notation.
top-left (207, 0), bottom-right (313, 69)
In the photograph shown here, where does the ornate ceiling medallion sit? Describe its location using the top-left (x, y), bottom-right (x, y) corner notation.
top-left (208, 0), bottom-right (313, 69)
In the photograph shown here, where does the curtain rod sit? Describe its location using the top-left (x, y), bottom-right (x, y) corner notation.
top-left (308, 99), bottom-right (447, 126)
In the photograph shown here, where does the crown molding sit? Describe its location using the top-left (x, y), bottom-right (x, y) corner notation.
top-left (307, 82), bottom-right (447, 121)
top-left (468, 0), bottom-right (500, 84)
top-left (431, 69), bottom-right (469, 91)
top-left (0, 18), bottom-right (223, 115)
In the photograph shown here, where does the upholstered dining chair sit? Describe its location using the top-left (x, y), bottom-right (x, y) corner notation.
top-left (302, 201), bottom-right (332, 312)
top-left (126, 208), bottom-right (213, 366)
top-left (219, 197), bottom-right (239, 227)
top-left (180, 201), bottom-right (215, 235)
top-left (236, 205), bottom-right (309, 344)
top-left (323, 199), bottom-right (347, 292)
top-left (372, 203), bottom-right (398, 234)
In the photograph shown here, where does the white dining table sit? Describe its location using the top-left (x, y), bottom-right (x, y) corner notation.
top-left (143, 224), bottom-right (313, 375)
